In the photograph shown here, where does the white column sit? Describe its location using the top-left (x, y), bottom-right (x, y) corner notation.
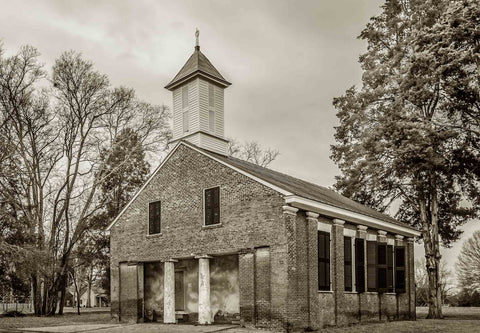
top-left (196, 255), bottom-right (213, 324)
top-left (163, 259), bottom-right (178, 324)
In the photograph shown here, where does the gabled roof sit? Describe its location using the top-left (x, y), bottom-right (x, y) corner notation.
top-left (165, 46), bottom-right (231, 90)
top-left (106, 141), bottom-right (419, 236)
top-left (207, 150), bottom-right (404, 227)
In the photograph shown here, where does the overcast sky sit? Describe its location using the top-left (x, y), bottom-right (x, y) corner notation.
top-left (1, 0), bottom-right (478, 283)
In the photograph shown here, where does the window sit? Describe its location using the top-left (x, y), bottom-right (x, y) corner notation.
top-left (367, 241), bottom-right (376, 291)
top-left (377, 243), bottom-right (388, 293)
top-left (387, 245), bottom-right (394, 292)
top-left (204, 187), bottom-right (220, 226)
top-left (344, 237), bottom-right (352, 291)
top-left (318, 231), bottom-right (330, 291)
top-left (182, 86), bottom-right (189, 132)
top-left (208, 84), bottom-right (215, 132)
top-left (355, 238), bottom-right (365, 293)
top-left (209, 84), bottom-right (215, 107)
top-left (183, 111), bottom-right (189, 132)
top-left (209, 110), bottom-right (215, 131)
top-left (182, 86), bottom-right (189, 108)
top-left (395, 246), bottom-right (406, 293)
top-left (148, 201), bottom-right (161, 234)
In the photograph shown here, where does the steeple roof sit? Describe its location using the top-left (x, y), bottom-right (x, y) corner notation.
top-left (165, 46), bottom-right (231, 90)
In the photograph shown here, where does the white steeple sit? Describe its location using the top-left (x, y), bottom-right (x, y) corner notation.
top-left (165, 31), bottom-right (231, 155)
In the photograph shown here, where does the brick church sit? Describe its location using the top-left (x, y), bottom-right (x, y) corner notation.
top-left (107, 35), bottom-right (420, 331)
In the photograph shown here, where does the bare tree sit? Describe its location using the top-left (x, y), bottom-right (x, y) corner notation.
top-left (415, 257), bottom-right (453, 306)
top-left (228, 138), bottom-right (279, 167)
top-left (456, 230), bottom-right (480, 292)
top-left (0, 46), bottom-right (171, 315)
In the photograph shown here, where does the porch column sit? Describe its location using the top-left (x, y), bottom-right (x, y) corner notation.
top-left (332, 218), bottom-right (346, 326)
top-left (196, 255), bottom-right (213, 324)
top-left (406, 237), bottom-right (416, 319)
top-left (163, 259), bottom-right (178, 324)
top-left (306, 211), bottom-right (320, 330)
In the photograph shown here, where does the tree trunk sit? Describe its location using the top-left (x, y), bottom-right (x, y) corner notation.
top-left (72, 271), bottom-right (81, 315)
top-left (58, 273), bottom-right (67, 315)
top-left (420, 174), bottom-right (443, 319)
top-left (32, 274), bottom-right (43, 316)
top-left (87, 270), bottom-right (92, 308)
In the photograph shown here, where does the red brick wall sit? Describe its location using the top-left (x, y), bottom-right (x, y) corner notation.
top-left (110, 143), bottom-right (417, 330)
top-left (110, 144), bottom-right (287, 326)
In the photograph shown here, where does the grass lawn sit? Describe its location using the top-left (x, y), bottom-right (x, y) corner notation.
top-left (320, 307), bottom-right (480, 332)
top-left (1, 307), bottom-right (479, 332)
top-left (0, 312), bottom-right (112, 330)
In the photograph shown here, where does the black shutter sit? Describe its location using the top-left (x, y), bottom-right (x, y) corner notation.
top-left (148, 201), bottom-right (161, 235)
top-left (395, 247), bottom-right (406, 293)
top-left (155, 201), bottom-right (161, 234)
top-left (367, 241), bottom-right (377, 291)
top-left (344, 237), bottom-right (352, 292)
top-left (148, 202), bottom-right (155, 234)
top-left (377, 243), bottom-right (387, 293)
top-left (205, 187), bottom-right (220, 226)
top-left (387, 245), bottom-right (394, 292)
top-left (355, 238), bottom-right (365, 293)
top-left (318, 231), bottom-right (330, 291)
top-left (213, 187), bottom-right (220, 225)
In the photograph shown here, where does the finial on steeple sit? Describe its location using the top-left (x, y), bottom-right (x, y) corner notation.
top-left (195, 28), bottom-right (200, 50)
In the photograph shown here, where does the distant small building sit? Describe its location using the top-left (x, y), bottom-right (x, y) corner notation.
top-left (71, 287), bottom-right (108, 308)
top-left (107, 35), bottom-right (420, 331)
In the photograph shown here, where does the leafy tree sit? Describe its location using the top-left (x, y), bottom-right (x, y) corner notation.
top-left (331, 0), bottom-right (479, 318)
top-left (453, 288), bottom-right (480, 307)
top-left (228, 138), bottom-right (279, 167)
top-left (77, 128), bottom-right (150, 306)
top-left (456, 230), bottom-right (480, 292)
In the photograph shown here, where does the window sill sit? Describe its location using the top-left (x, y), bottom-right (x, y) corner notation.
top-left (318, 290), bottom-right (333, 294)
top-left (146, 232), bottom-right (163, 238)
top-left (202, 223), bottom-right (223, 230)
top-left (344, 291), bottom-right (358, 294)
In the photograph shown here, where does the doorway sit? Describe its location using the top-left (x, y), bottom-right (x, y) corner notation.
top-left (175, 270), bottom-right (185, 311)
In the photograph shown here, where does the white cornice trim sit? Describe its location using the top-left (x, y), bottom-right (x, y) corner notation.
top-left (344, 228), bottom-right (357, 237)
top-left (306, 211), bottom-right (319, 220)
top-left (282, 205), bottom-right (299, 216)
top-left (377, 230), bottom-right (387, 236)
top-left (106, 141), bottom-right (292, 231)
top-left (333, 218), bottom-right (345, 226)
top-left (284, 195), bottom-right (421, 237)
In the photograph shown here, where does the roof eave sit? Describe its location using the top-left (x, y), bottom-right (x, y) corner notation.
top-left (165, 70), bottom-right (231, 91)
top-left (285, 195), bottom-right (421, 237)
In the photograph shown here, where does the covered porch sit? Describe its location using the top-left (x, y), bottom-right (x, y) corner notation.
top-left (118, 254), bottom-right (239, 325)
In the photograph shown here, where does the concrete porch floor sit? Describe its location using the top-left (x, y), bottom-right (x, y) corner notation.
top-left (12, 323), bottom-right (278, 333)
